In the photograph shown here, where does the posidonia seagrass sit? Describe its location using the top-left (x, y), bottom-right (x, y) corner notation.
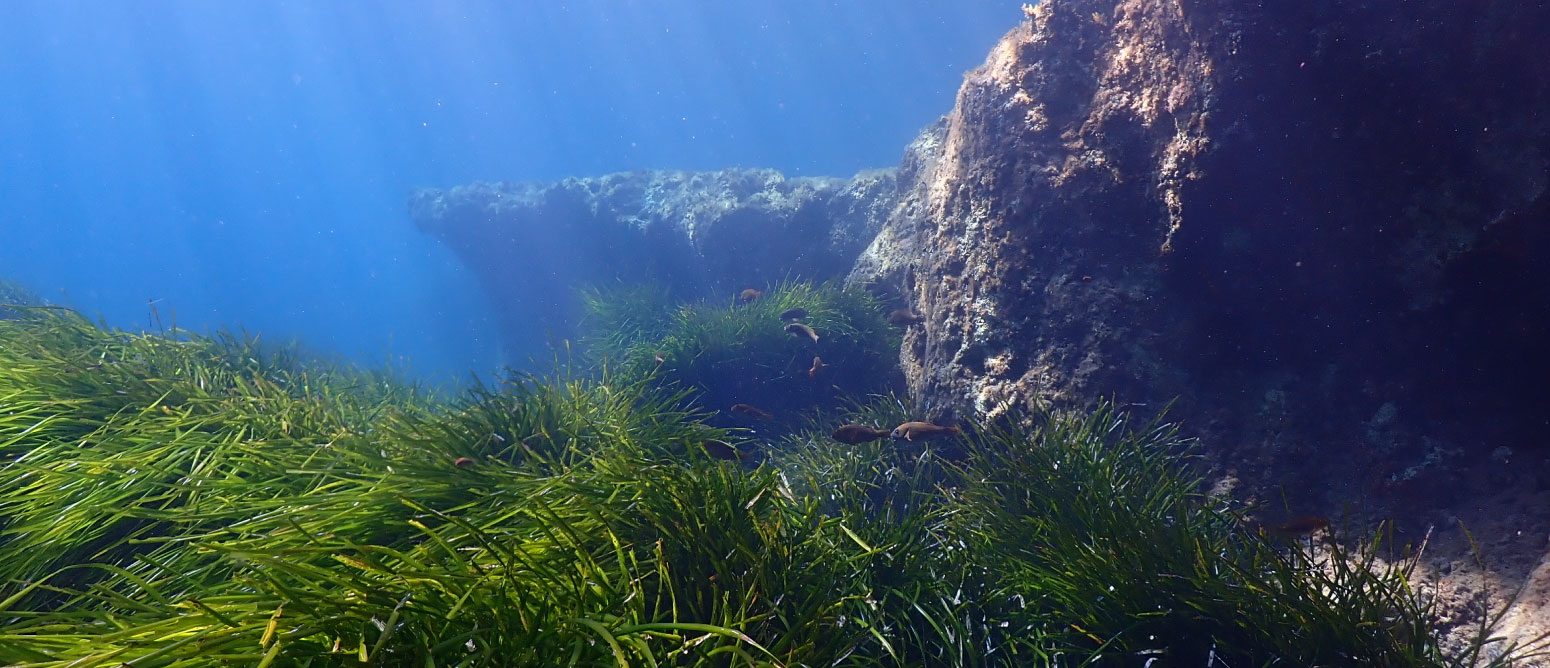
top-left (0, 306), bottom-right (1539, 666)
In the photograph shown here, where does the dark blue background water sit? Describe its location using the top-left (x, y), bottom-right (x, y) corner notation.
top-left (0, 1), bottom-right (1016, 383)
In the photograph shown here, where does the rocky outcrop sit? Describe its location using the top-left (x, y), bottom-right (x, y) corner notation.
top-left (852, 0), bottom-right (1550, 652)
top-left (859, 0), bottom-right (1550, 492)
top-left (410, 169), bottom-right (895, 351)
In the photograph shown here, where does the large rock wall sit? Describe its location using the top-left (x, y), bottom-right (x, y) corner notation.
top-left (853, 0), bottom-right (1214, 421)
top-left (856, 0), bottom-right (1550, 499)
top-left (851, 0), bottom-right (1550, 651)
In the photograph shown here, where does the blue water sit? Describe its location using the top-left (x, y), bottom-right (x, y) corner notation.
top-left (0, 1), bottom-right (1015, 384)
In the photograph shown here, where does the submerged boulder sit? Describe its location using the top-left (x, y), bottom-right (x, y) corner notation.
top-left (410, 169), bottom-right (894, 351)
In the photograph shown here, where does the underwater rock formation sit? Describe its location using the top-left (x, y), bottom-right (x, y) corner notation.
top-left (411, 169), bottom-right (894, 350)
top-left (858, 0), bottom-right (1550, 479)
top-left (852, 0), bottom-right (1550, 649)
top-left (411, 0), bottom-right (1550, 646)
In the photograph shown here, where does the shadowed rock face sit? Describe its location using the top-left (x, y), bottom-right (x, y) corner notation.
top-left (852, 0), bottom-right (1550, 647)
top-left (410, 169), bottom-right (895, 352)
top-left (857, 0), bottom-right (1550, 481)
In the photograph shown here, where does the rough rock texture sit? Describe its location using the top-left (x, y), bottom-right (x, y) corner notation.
top-left (410, 169), bottom-right (895, 351)
top-left (851, 0), bottom-right (1550, 655)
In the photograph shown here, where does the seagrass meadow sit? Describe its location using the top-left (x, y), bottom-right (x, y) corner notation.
top-left (0, 298), bottom-right (1536, 666)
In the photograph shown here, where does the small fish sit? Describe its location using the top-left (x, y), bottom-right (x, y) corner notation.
top-left (454, 457), bottom-right (475, 467)
top-left (888, 309), bottom-right (925, 326)
top-left (808, 356), bottom-right (827, 377)
top-left (780, 307), bottom-right (808, 322)
top-left (730, 403), bottom-right (774, 420)
top-left (653, 350), bottom-right (666, 365)
top-left (701, 440), bottom-right (752, 462)
top-left (890, 421), bottom-right (962, 442)
top-left (738, 288), bottom-right (763, 303)
top-left (831, 424), bottom-right (890, 444)
top-left (1273, 516), bottom-right (1331, 536)
top-left (785, 322), bottom-right (819, 343)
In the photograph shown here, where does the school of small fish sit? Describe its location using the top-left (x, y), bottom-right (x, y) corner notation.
top-left (762, 289), bottom-right (951, 445)
top-left (559, 288), bottom-right (958, 467)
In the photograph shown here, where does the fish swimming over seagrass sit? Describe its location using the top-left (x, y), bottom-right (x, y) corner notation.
top-left (701, 439), bottom-right (752, 462)
top-left (1272, 516), bottom-right (1331, 536)
top-left (808, 356), bottom-right (827, 377)
top-left (890, 421), bottom-right (962, 441)
top-left (730, 403), bottom-right (774, 420)
top-left (831, 424), bottom-right (890, 444)
top-left (780, 307), bottom-right (808, 322)
top-left (739, 288), bottom-right (763, 303)
top-left (785, 322), bottom-right (819, 343)
top-left (888, 309), bottom-right (925, 326)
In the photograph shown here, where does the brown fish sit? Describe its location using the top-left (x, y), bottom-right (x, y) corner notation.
top-left (831, 424), bottom-right (890, 444)
top-left (808, 356), bottom-right (827, 377)
top-left (1273, 516), bottom-right (1331, 536)
top-left (785, 322), bottom-right (819, 343)
top-left (454, 457), bottom-right (475, 468)
top-left (653, 350), bottom-right (666, 365)
top-left (890, 421), bottom-right (962, 442)
top-left (730, 403), bottom-right (774, 420)
top-left (738, 288), bottom-right (763, 303)
top-left (701, 440), bottom-right (752, 462)
top-left (780, 307), bottom-right (808, 322)
top-left (888, 309), bottom-right (925, 326)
